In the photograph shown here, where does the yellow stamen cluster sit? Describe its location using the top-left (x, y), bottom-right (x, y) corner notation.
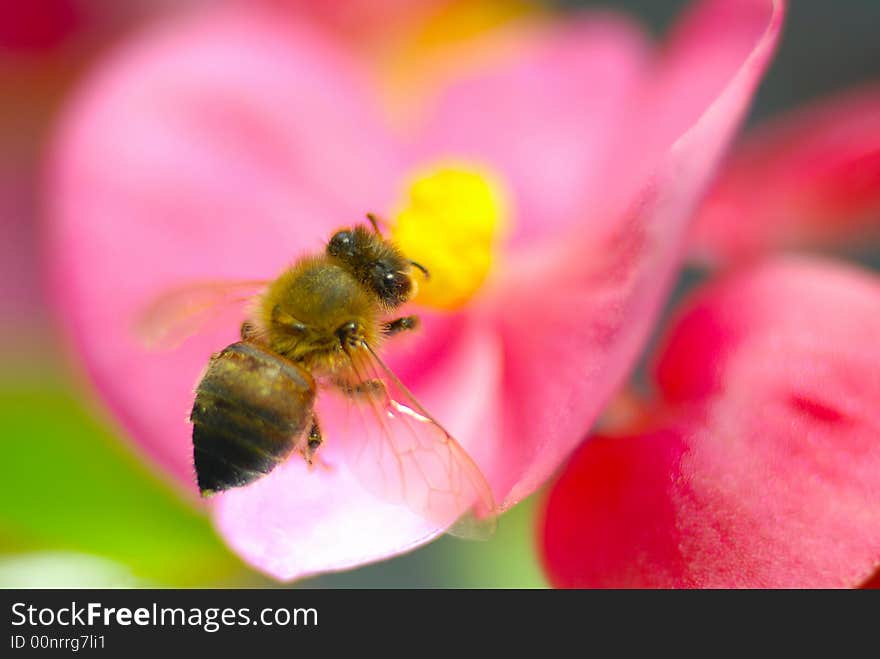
top-left (392, 165), bottom-right (507, 310)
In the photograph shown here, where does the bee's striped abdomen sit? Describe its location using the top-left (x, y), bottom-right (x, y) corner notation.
top-left (190, 342), bottom-right (315, 496)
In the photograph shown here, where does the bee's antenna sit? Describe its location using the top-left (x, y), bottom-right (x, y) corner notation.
top-left (409, 260), bottom-right (430, 279)
top-left (365, 213), bottom-right (384, 235)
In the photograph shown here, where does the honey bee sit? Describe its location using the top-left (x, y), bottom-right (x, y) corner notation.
top-left (138, 215), bottom-right (495, 538)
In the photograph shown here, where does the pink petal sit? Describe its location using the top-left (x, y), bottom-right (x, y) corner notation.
top-left (489, 0), bottom-right (784, 506)
top-left (541, 258), bottom-right (880, 588)
top-left (215, 459), bottom-right (441, 581)
top-left (46, 7), bottom-right (404, 485)
top-left (214, 318), bottom-right (500, 580)
top-left (690, 84), bottom-right (880, 265)
top-left (413, 11), bottom-right (651, 244)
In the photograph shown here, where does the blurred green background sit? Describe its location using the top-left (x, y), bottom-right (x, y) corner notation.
top-left (1, 0), bottom-right (878, 588)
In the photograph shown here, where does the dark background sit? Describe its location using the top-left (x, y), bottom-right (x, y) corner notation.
top-left (567, 0), bottom-right (880, 124)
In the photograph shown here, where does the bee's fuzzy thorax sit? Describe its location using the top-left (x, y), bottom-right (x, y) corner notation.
top-left (257, 255), bottom-right (382, 372)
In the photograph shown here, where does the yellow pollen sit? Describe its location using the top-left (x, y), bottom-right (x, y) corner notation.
top-left (392, 165), bottom-right (507, 310)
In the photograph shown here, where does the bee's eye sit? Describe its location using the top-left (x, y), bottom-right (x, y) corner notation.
top-left (371, 262), bottom-right (412, 307)
top-left (327, 230), bottom-right (355, 258)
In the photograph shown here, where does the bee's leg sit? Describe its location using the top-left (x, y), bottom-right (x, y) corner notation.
top-left (304, 418), bottom-right (322, 464)
top-left (272, 305), bottom-right (308, 334)
top-left (382, 315), bottom-right (419, 337)
top-left (301, 416), bottom-right (332, 471)
top-left (333, 378), bottom-right (387, 401)
top-left (240, 321), bottom-right (258, 341)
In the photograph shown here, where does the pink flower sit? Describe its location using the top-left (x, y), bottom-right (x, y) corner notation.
top-left (540, 258), bottom-right (880, 588)
top-left (690, 84), bottom-right (880, 265)
top-left (45, 0), bottom-right (783, 581)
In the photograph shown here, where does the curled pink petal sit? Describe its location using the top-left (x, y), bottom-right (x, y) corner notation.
top-left (541, 258), bottom-right (880, 588)
top-left (490, 0), bottom-right (784, 506)
top-left (691, 84), bottom-right (880, 264)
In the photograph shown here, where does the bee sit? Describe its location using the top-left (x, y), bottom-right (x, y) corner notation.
top-left (137, 215), bottom-right (494, 537)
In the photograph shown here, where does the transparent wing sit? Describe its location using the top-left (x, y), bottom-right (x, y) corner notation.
top-left (321, 341), bottom-right (496, 540)
top-left (134, 279), bottom-right (268, 350)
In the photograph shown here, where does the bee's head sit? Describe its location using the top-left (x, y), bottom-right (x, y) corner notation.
top-left (326, 228), bottom-right (359, 260)
top-left (327, 225), bottom-right (414, 308)
top-left (366, 256), bottom-right (413, 308)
